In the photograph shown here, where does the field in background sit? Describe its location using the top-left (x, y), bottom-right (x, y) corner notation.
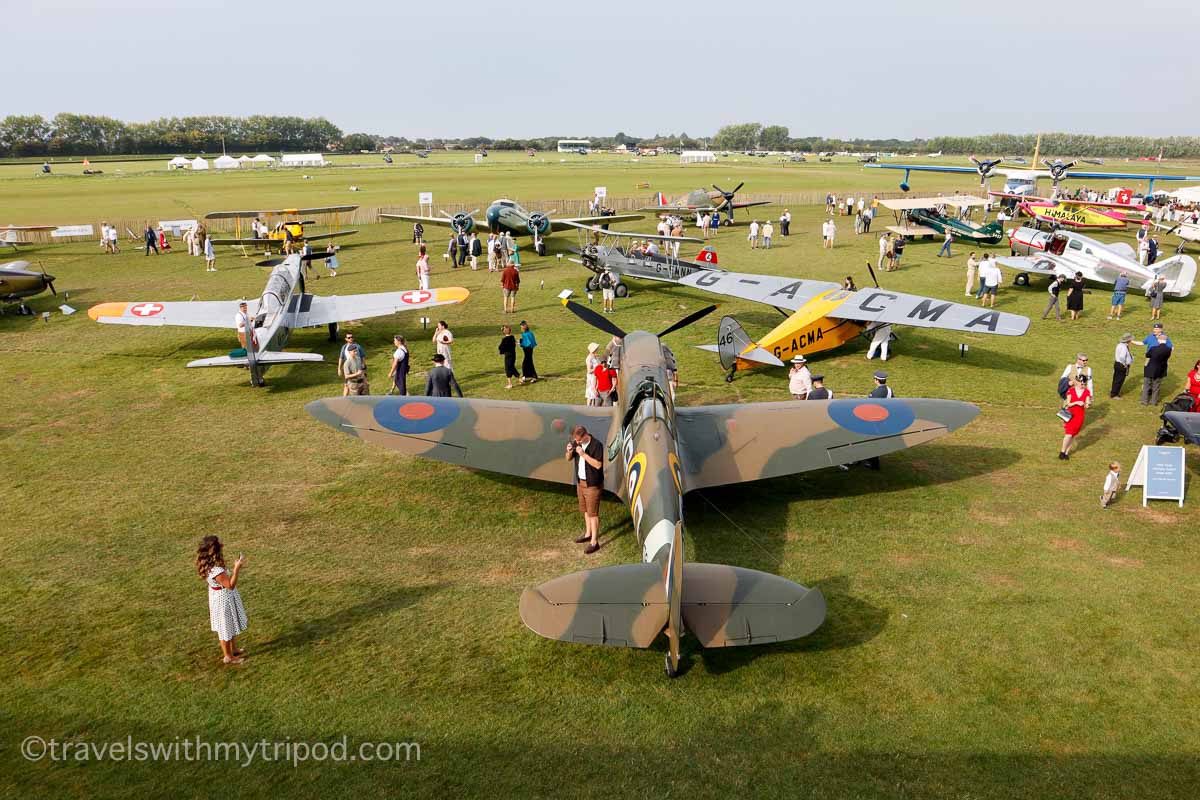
top-left (2, 156), bottom-right (1198, 799)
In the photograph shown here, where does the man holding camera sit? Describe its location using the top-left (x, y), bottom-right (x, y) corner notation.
top-left (567, 425), bottom-right (604, 554)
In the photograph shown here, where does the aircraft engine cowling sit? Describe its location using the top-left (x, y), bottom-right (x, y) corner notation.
top-left (449, 212), bottom-right (475, 234)
top-left (527, 213), bottom-right (551, 236)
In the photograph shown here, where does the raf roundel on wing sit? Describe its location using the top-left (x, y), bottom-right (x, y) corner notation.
top-left (826, 399), bottom-right (915, 437)
top-left (373, 397), bottom-right (461, 435)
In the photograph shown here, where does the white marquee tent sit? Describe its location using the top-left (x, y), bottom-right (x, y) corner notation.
top-left (251, 154), bottom-right (275, 164)
top-left (214, 155), bottom-right (240, 169)
top-left (167, 156), bottom-right (191, 170)
top-left (679, 150), bottom-right (717, 164)
top-left (1167, 186), bottom-right (1200, 204)
top-left (280, 153), bottom-right (329, 167)
top-left (236, 155), bottom-right (252, 164)
top-left (190, 157), bottom-right (209, 171)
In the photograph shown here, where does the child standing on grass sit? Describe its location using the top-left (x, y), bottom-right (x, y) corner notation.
top-left (196, 536), bottom-right (248, 665)
top-left (1101, 462), bottom-right (1121, 508)
top-left (204, 236), bottom-right (216, 272)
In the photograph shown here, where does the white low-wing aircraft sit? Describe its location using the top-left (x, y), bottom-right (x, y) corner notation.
top-left (88, 254), bottom-right (469, 386)
top-left (999, 227), bottom-right (1196, 297)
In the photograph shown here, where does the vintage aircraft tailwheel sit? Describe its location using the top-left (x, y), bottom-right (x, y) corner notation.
top-left (664, 653), bottom-right (678, 678)
top-left (328, 322), bottom-right (339, 342)
top-left (614, 283), bottom-right (629, 298)
top-left (1014, 272), bottom-right (1030, 287)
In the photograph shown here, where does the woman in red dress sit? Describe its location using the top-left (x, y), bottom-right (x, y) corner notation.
top-left (1060, 375), bottom-right (1092, 460)
top-left (1187, 359), bottom-right (1200, 411)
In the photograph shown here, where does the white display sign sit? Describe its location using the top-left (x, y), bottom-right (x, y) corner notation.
top-left (594, 186), bottom-right (607, 198)
top-left (418, 192), bottom-right (433, 205)
top-left (159, 219), bottom-right (197, 236)
top-left (51, 224), bottom-right (94, 238)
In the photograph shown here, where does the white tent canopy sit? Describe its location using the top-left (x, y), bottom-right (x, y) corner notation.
top-left (214, 155), bottom-right (240, 169)
top-left (236, 155), bottom-right (252, 163)
top-left (167, 156), bottom-right (190, 169)
top-left (190, 157), bottom-right (209, 171)
top-left (680, 150), bottom-right (716, 164)
top-left (251, 154), bottom-right (275, 163)
top-left (280, 153), bottom-right (328, 167)
top-left (1167, 186), bottom-right (1200, 204)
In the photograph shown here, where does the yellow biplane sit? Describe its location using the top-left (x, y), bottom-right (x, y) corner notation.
top-left (206, 206), bottom-right (359, 252)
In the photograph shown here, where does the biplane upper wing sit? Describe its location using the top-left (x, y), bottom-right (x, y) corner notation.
top-left (830, 288), bottom-right (1030, 335)
top-left (292, 287), bottom-right (469, 327)
top-left (676, 269), bottom-right (840, 311)
top-left (205, 206), bottom-right (358, 220)
top-left (550, 214), bottom-right (644, 231)
top-left (675, 398), bottom-right (979, 491)
top-left (208, 230), bottom-right (358, 246)
top-left (305, 396), bottom-right (616, 488)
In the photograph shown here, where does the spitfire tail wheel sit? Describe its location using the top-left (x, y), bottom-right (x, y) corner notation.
top-left (328, 321), bottom-right (339, 342)
top-left (725, 367), bottom-right (736, 383)
top-left (1014, 272), bottom-right (1030, 287)
top-left (664, 653), bottom-right (678, 678)
top-left (614, 283), bottom-right (629, 298)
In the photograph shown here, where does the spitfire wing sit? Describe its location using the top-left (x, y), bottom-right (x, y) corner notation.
top-left (676, 398), bottom-right (978, 491)
top-left (830, 288), bottom-right (1030, 335)
top-left (638, 204), bottom-right (710, 213)
top-left (995, 256), bottom-right (1061, 277)
top-left (306, 396), bottom-right (614, 487)
top-left (294, 288), bottom-right (469, 327)
top-left (88, 300), bottom-right (242, 328)
top-left (677, 270), bottom-right (839, 312)
top-left (551, 214), bottom-right (644, 231)
top-left (730, 201), bottom-right (771, 209)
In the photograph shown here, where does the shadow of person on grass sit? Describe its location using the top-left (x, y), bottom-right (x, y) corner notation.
top-left (254, 583), bottom-right (446, 655)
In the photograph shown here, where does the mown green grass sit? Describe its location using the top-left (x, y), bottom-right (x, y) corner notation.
top-left (1, 159), bottom-right (1197, 799)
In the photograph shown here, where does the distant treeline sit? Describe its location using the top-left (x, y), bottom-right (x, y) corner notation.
top-left (4, 114), bottom-right (1199, 159)
top-left (0, 114), bottom-right (342, 157)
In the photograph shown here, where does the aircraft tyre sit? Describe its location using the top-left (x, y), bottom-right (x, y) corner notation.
top-left (586, 276), bottom-right (600, 292)
top-left (664, 653), bottom-right (678, 678)
top-left (328, 321), bottom-right (339, 341)
top-left (614, 283), bottom-right (629, 298)
top-left (1014, 272), bottom-right (1030, 287)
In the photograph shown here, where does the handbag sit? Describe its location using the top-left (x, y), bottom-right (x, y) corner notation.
top-left (1055, 407), bottom-right (1073, 423)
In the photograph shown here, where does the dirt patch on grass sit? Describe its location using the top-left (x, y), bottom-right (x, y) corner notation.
top-left (1051, 538), bottom-right (1082, 551)
top-left (1142, 509), bottom-right (1183, 525)
top-left (986, 574), bottom-right (1019, 588)
top-left (1105, 556), bottom-right (1143, 568)
top-left (532, 549), bottom-right (563, 562)
top-left (405, 546), bottom-right (438, 557)
top-left (893, 554), bottom-right (919, 566)
top-left (480, 564), bottom-right (517, 586)
top-left (970, 509), bottom-right (1011, 526)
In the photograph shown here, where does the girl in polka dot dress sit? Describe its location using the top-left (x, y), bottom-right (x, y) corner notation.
top-left (196, 536), bottom-right (249, 665)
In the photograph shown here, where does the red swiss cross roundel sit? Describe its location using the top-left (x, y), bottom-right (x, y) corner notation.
top-left (401, 290), bottom-right (432, 305)
top-left (130, 302), bottom-right (164, 317)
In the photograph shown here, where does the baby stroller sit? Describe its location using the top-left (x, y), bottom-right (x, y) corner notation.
top-left (1155, 393), bottom-right (1200, 445)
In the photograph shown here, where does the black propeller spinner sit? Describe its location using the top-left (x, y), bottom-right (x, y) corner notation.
top-left (561, 299), bottom-right (717, 340)
top-left (711, 182), bottom-right (745, 217)
top-left (969, 156), bottom-right (1003, 186)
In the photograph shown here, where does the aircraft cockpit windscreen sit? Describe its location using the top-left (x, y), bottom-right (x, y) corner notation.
top-left (1048, 236), bottom-right (1069, 256)
top-left (257, 271), bottom-right (293, 327)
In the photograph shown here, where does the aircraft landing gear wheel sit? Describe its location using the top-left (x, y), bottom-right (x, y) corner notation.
top-left (614, 283), bottom-right (629, 298)
top-left (328, 322), bottom-right (339, 342)
top-left (586, 276), bottom-right (600, 292)
top-left (664, 653), bottom-right (678, 678)
top-left (1014, 272), bottom-right (1030, 287)
top-left (536, 241), bottom-right (547, 257)
top-left (725, 368), bottom-right (736, 383)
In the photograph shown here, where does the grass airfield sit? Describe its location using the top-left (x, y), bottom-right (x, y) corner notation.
top-left (2, 155), bottom-right (1199, 799)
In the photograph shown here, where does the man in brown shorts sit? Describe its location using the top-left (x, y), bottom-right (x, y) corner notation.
top-left (566, 425), bottom-right (604, 554)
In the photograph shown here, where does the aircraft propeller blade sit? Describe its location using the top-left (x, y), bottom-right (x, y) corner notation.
top-left (731, 181), bottom-right (745, 194)
top-left (561, 299), bottom-right (627, 339)
top-left (866, 260), bottom-right (880, 289)
top-left (657, 304), bottom-right (718, 338)
top-left (46, 277), bottom-right (57, 295)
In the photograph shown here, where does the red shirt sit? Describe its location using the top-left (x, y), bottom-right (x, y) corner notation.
top-left (593, 363), bottom-right (616, 393)
top-left (500, 265), bottom-right (520, 291)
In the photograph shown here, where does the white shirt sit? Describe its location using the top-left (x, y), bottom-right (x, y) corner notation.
top-left (393, 345), bottom-right (408, 362)
top-left (857, 199), bottom-right (865, 211)
top-left (762, 224), bottom-right (773, 238)
top-left (235, 311), bottom-right (248, 332)
top-left (825, 222), bottom-right (836, 239)
top-left (748, 222), bottom-right (759, 237)
top-left (788, 366), bottom-right (812, 396)
top-left (108, 227), bottom-right (118, 241)
top-left (1114, 342), bottom-right (1132, 366)
top-left (575, 439), bottom-right (591, 480)
top-left (1103, 470), bottom-right (1120, 494)
top-left (1061, 363), bottom-right (1093, 381)
top-left (879, 236), bottom-right (889, 254)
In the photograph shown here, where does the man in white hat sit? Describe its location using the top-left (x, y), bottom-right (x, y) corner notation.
top-left (788, 354), bottom-right (812, 399)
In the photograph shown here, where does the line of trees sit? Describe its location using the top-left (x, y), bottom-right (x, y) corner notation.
top-left (6, 114), bottom-right (1200, 159)
top-left (0, 114), bottom-right (342, 157)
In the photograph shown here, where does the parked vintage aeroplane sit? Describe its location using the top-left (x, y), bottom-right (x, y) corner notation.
top-left (999, 226), bottom-right (1196, 297)
top-left (1012, 197), bottom-right (1143, 230)
top-left (88, 253), bottom-right (468, 386)
top-left (668, 265), bottom-right (1029, 378)
top-left (305, 299), bottom-right (980, 676)
top-left (206, 206), bottom-right (360, 251)
top-left (0, 261), bottom-right (57, 305)
top-left (1, 224), bottom-right (61, 250)
top-left (877, 196), bottom-right (1004, 243)
top-left (562, 220), bottom-right (712, 297)
top-left (1157, 216), bottom-right (1200, 253)
top-left (380, 200), bottom-right (642, 254)
top-left (868, 157), bottom-right (1200, 196)
top-left (639, 183), bottom-right (768, 223)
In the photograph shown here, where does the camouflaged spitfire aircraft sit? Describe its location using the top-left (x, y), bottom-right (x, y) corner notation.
top-left (640, 182), bottom-right (769, 224)
top-left (669, 264), bottom-right (1030, 379)
top-left (0, 260), bottom-right (57, 305)
top-left (88, 253), bottom-right (468, 386)
top-left (305, 300), bottom-right (981, 677)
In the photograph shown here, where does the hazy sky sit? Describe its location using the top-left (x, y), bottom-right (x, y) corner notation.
top-left (10, 0), bottom-right (1199, 139)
